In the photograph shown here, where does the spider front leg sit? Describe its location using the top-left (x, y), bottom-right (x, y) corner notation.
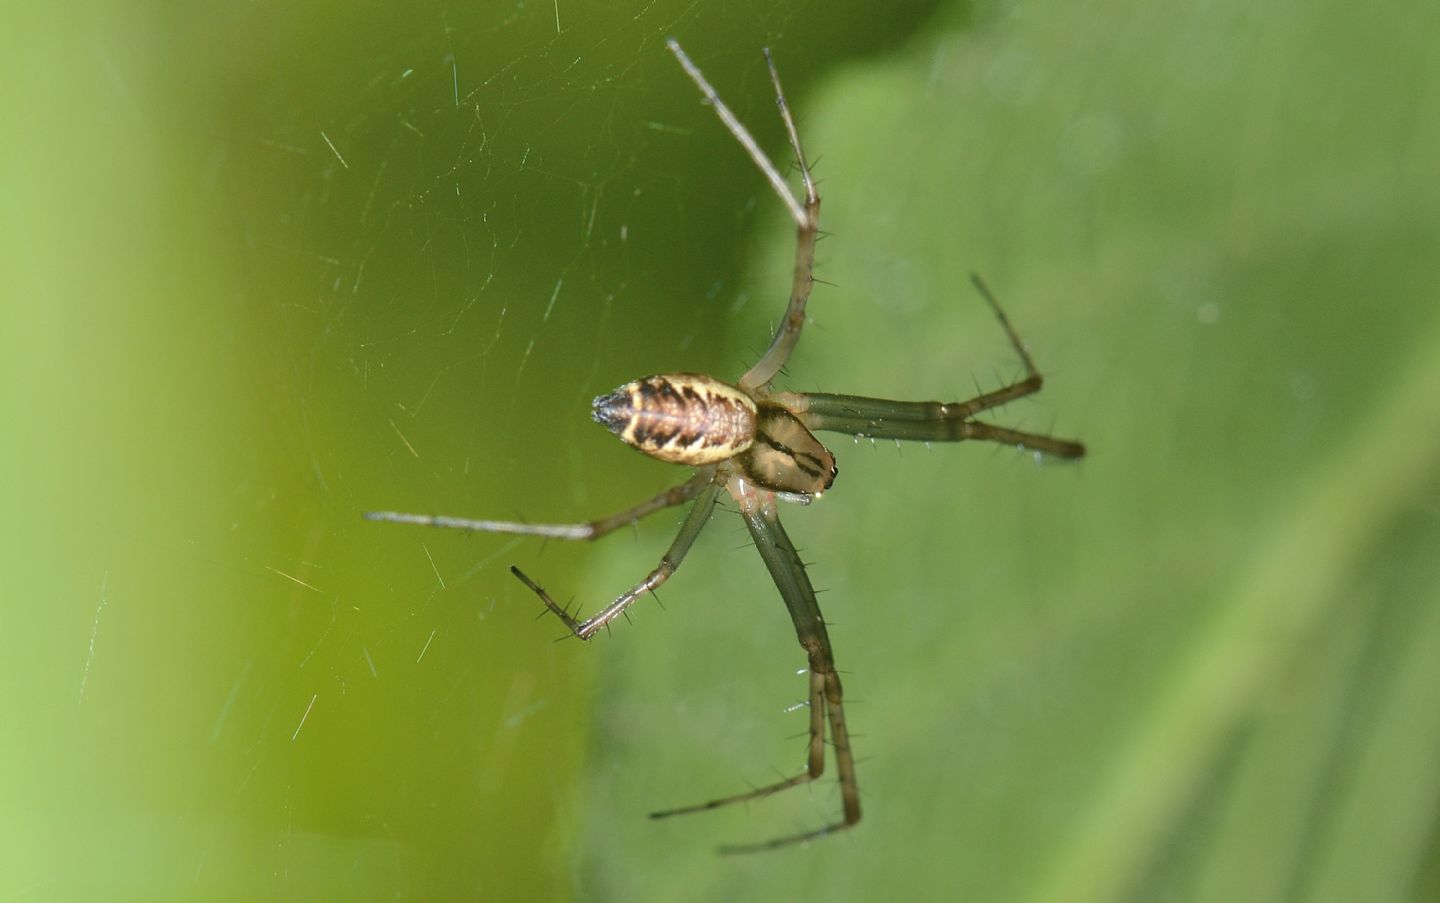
top-left (794, 393), bottom-right (1086, 458)
top-left (651, 475), bottom-right (860, 853)
top-left (667, 40), bottom-right (820, 393)
top-left (778, 275), bottom-right (1087, 459)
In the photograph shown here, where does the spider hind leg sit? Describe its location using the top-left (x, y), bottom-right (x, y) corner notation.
top-left (648, 475), bottom-right (860, 853)
top-left (507, 482), bottom-right (723, 640)
top-left (649, 652), bottom-right (861, 854)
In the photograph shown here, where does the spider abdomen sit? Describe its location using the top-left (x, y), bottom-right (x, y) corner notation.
top-left (593, 373), bottom-right (757, 465)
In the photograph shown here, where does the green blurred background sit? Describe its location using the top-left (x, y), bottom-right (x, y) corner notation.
top-left (5, 0), bottom-right (1439, 899)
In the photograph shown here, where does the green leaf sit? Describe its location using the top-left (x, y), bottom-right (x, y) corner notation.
top-left (575, 3), bottom-right (1440, 900)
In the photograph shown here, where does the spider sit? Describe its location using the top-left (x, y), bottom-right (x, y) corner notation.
top-left (367, 40), bottom-right (1085, 853)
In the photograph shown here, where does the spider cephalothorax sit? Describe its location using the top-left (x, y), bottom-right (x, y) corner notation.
top-left (368, 40), bottom-right (1083, 853)
top-left (742, 403), bottom-right (836, 498)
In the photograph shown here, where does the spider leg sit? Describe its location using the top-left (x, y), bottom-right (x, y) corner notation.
top-left (511, 483), bottom-right (721, 639)
top-left (666, 40), bottom-right (820, 393)
top-left (776, 277), bottom-right (1086, 458)
top-left (969, 272), bottom-right (1041, 379)
top-left (666, 40), bottom-right (809, 230)
top-left (365, 469), bottom-right (716, 540)
top-left (762, 46), bottom-right (818, 217)
top-left (792, 393), bottom-right (1086, 459)
top-left (651, 475), bottom-right (859, 853)
top-left (649, 664), bottom-right (825, 818)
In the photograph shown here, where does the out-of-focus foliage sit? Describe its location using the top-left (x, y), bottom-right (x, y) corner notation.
top-left (5, 0), bottom-right (1437, 900)
top-left (579, 3), bottom-right (1440, 902)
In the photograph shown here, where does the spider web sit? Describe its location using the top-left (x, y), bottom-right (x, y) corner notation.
top-left (5, 1), bottom-right (943, 900)
top-left (13, 0), bottom-right (1440, 900)
top-left (226, 10), bottom-right (826, 899)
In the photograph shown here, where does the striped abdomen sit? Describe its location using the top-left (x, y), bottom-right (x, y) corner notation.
top-left (593, 373), bottom-right (757, 465)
